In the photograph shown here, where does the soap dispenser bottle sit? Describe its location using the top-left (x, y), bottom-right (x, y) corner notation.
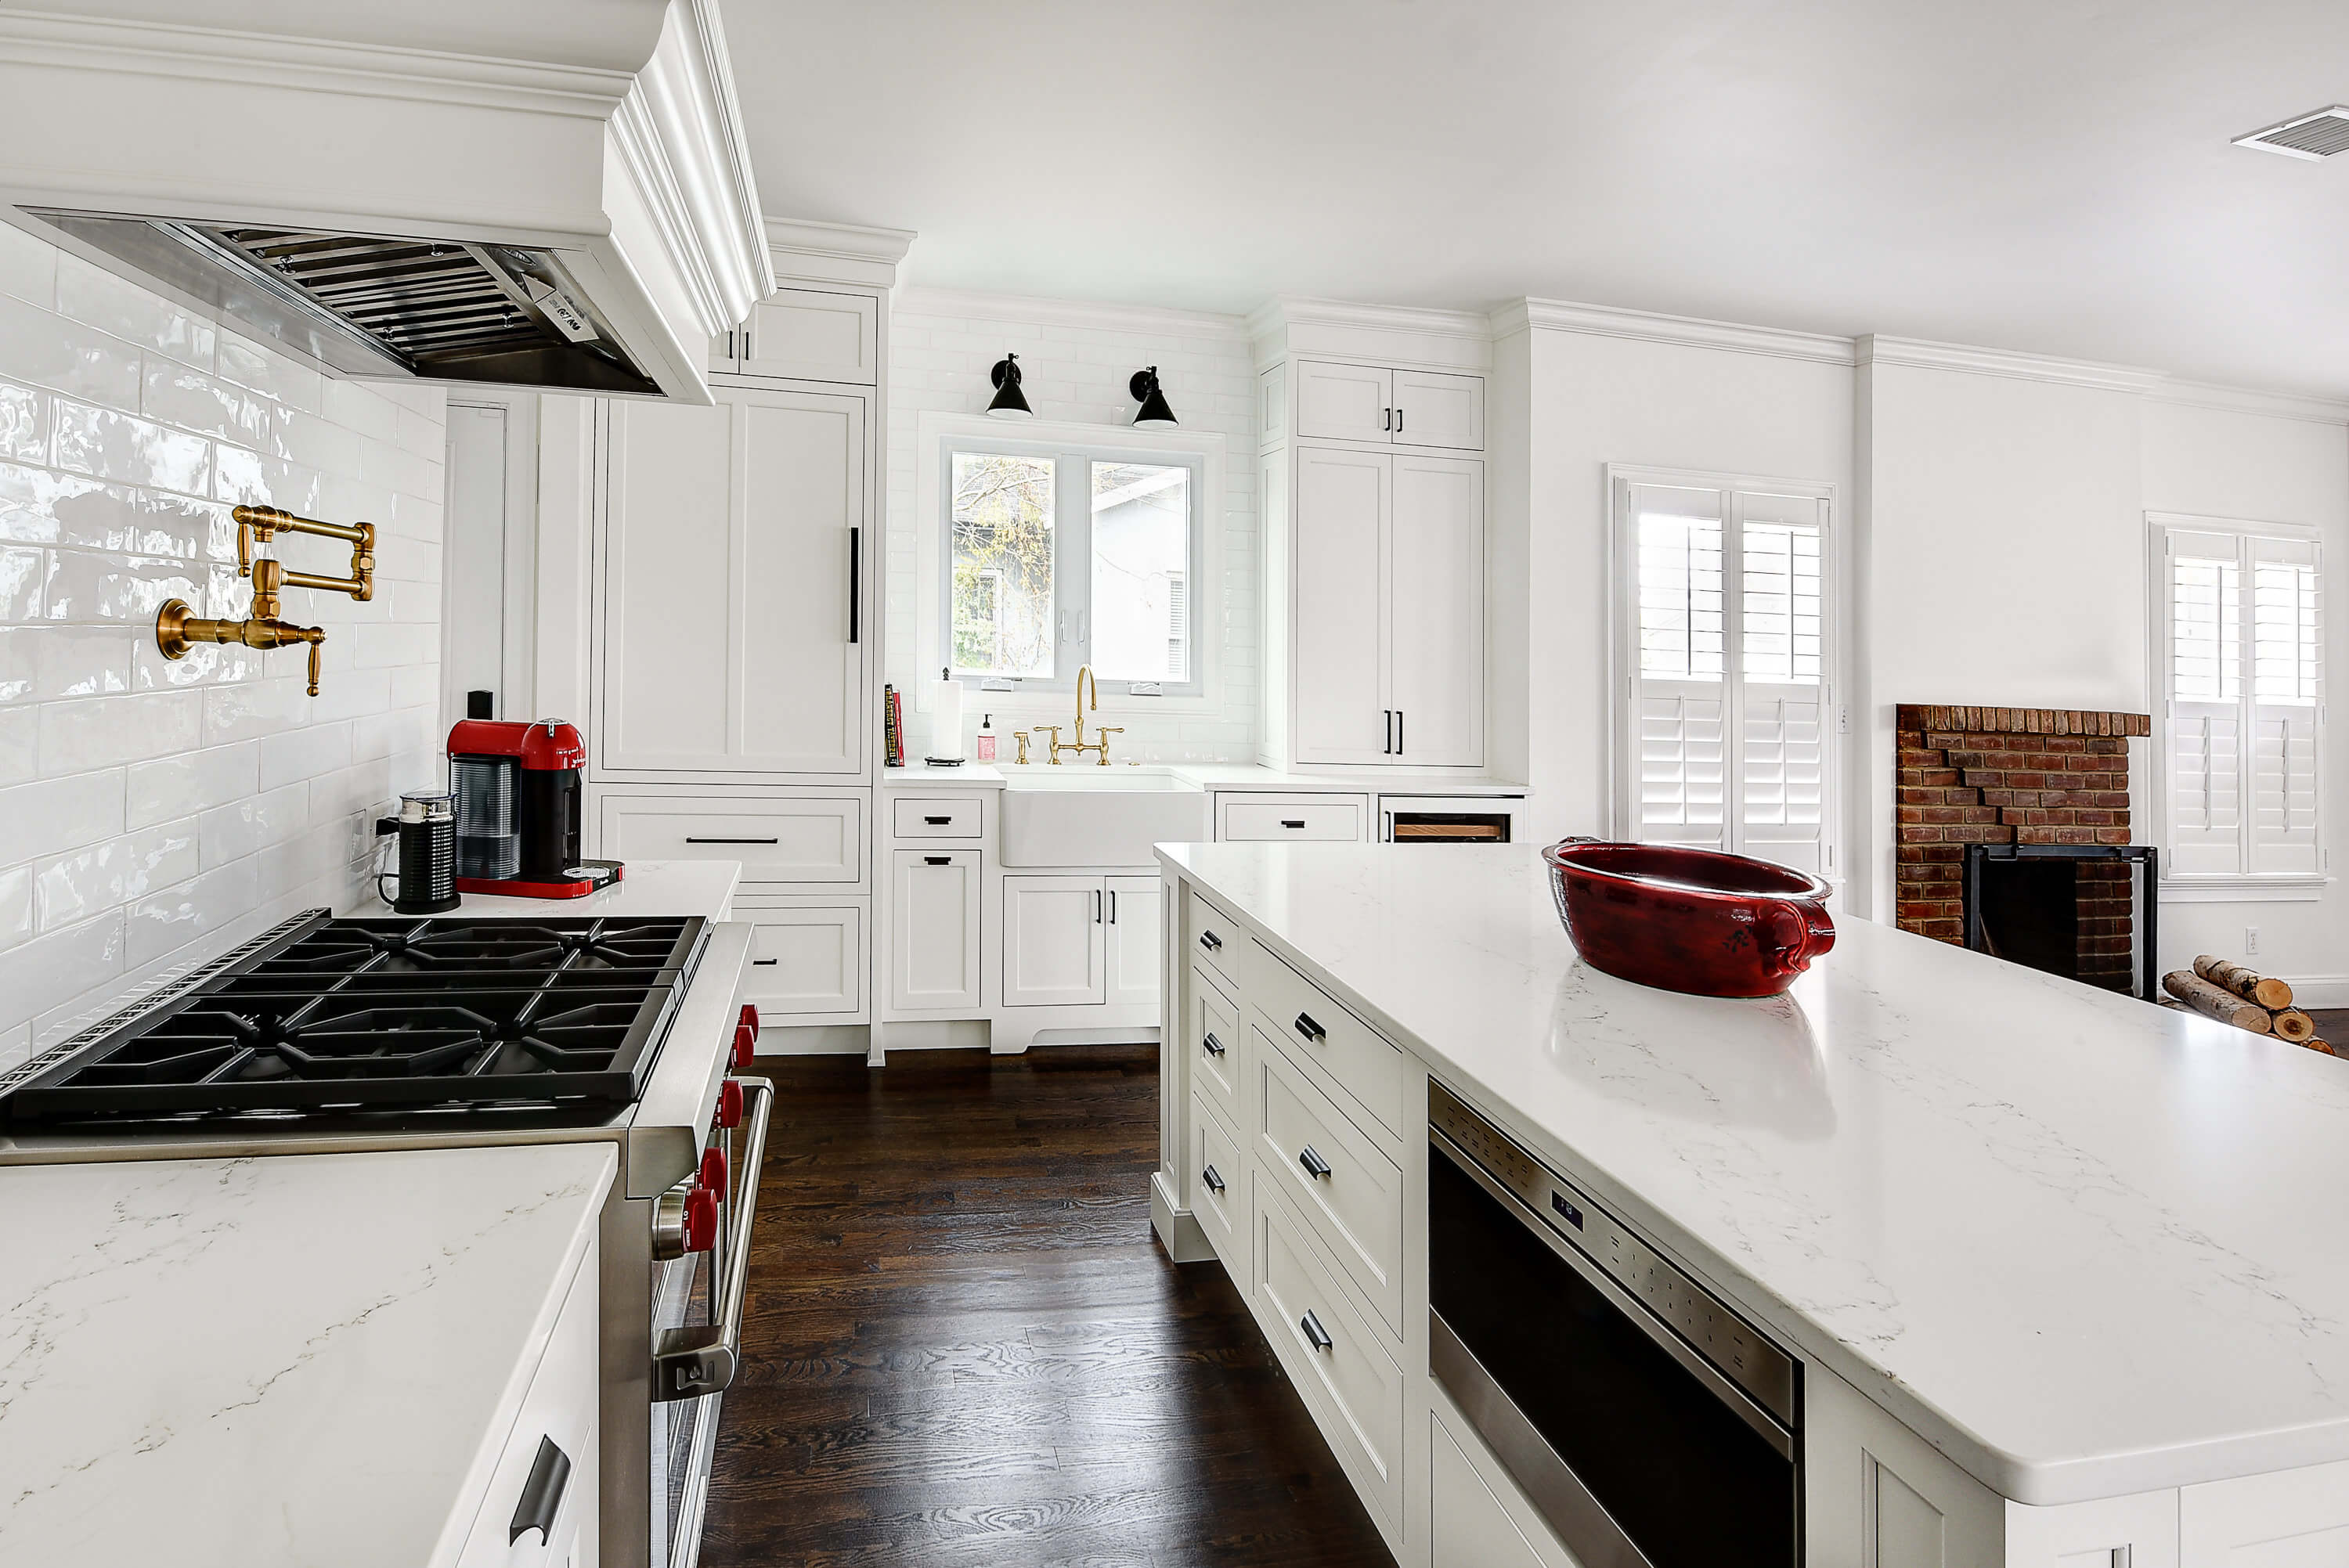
top-left (976, 713), bottom-right (998, 762)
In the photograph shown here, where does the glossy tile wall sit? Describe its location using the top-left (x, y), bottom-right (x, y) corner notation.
top-left (0, 222), bottom-right (446, 1069)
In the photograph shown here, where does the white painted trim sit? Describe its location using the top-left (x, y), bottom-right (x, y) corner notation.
top-left (2144, 379), bottom-right (2349, 427)
top-left (1858, 335), bottom-right (2167, 395)
top-left (1248, 294), bottom-right (1496, 343)
top-left (1506, 297), bottom-right (1857, 366)
top-left (2158, 877), bottom-right (2329, 903)
top-left (1249, 295), bottom-right (1493, 373)
top-left (763, 215), bottom-right (916, 289)
top-left (895, 287), bottom-right (1247, 340)
top-left (2275, 975), bottom-right (2349, 1009)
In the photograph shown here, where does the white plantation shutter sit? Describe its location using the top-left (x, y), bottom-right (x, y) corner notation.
top-left (1622, 479), bottom-right (1834, 874)
top-left (2160, 522), bottom-right (2323, 881)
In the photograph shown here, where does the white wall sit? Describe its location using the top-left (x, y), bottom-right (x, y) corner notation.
top-left (886, 289), bottom-right (1259, 761)
top-left (0, 221), bottom-right (445, 1067)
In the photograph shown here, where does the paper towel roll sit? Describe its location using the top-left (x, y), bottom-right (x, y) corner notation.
top-left (925, 675), bottom-right (965, 760)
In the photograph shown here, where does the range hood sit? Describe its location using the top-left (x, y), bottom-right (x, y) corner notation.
top-left (0, 2), bottom-right (774, 404)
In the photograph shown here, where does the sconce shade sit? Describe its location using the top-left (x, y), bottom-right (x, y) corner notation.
top-left (987, 354), bottom-right (1034, 419)
top-left (1130, 366), bottom-right (1177, 427)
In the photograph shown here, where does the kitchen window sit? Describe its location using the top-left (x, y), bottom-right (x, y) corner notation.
top-left (1609, 470), bottom-right (1838, 878)
top-left (940, 437), bottom-right (1206, 694)
top-left (2152, 515), bottom-right (2325, 891)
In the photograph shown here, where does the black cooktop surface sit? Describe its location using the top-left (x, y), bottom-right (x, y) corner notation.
top-left (2, 912), bottom-right (709, 1127)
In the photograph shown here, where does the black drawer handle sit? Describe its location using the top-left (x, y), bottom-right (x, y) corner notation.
top-left (1197, 930), bottom-right (1221, 953)
top-left (1298, 1145), bottom-right (1332, 1180)
top-left (924, 855), bottom-right (952, 866)
top-left (1300, 1310), bottom-right (1333, 1353)
top-left (1202, 1163), bottom-right (1225, 1194)
top-left (1203, 1031), bottom-right (1227, 1058)
top-left (1280, 819), bottom-right (1305, 829)
top-left (509, 1434), bottom-right (573, 1545)
top-left (1294, 1012), bottom-right (1326, 1044)
top-left (686, 835), bottom-right (779, 845)
top-left (924, 815), bottom-right (953, 824)
top-left (752, 957), bottom-right (778, 966)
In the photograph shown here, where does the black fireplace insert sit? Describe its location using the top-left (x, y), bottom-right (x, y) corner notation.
top-left (1961, 843), bottom-right (2158, 1001)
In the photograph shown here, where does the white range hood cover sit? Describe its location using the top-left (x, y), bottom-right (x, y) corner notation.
top-left (0, 0), bottom-right (773, 402)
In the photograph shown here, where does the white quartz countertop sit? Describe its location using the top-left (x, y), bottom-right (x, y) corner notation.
top-left (439, 856), bottom-right (738, 919)
top-left (885, 760), bottom-right (1524, 794)
top-left (0, 1141), bottom-right (615, 1567)
top-left (1160, 842), bottom-right (2349, 1505)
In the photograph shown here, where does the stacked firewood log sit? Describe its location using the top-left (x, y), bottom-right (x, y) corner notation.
top-left (2160, 957), bottom-right (2336, 1054)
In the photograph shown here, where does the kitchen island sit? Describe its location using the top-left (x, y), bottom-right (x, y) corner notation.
top-left (1156, 842), bottom-right (2349, 1568)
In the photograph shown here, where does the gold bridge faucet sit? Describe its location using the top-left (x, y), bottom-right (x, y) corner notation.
top-left (155, 504), bottom-right (376, 696)
top-left (1039, 665), bottom-right (1123, 765)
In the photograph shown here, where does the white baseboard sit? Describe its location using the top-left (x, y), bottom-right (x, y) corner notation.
top-left (2278, 976), bottom-right (2349, 1010)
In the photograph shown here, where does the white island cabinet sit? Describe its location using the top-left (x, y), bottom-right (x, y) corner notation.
top-left (1153, 842), bottom-right (2349, 1568)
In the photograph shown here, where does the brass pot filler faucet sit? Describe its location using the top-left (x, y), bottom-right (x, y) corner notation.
top-left (154, 503), bottom-right (376, 696)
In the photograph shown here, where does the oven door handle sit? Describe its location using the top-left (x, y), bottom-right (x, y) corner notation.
top-left (652, 1076), bottom-right (773, 1403)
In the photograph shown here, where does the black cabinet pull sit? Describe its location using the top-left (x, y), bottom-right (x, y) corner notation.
top-left (1380, 406), bottom-right (1391, 432)
top-left (924, 855), bottom-right (951, 866)
top-left (848, 525), bottom-right (861, 643)
top-left (1110, 889), bottom-right (1119, 924)
top-left (1197, 930), bottom-right (1221, 953)
top-left (924, 815), bottom-right (952, 825)
top-left (1298, 1145), bottom-right (1333, 1180)
top-left (1382, 708), bottom-right (1392, 755)
top-left (1294, 1012), bottom-right (1326, 1044)
top-left (509, 1435), bottom-right (572, 1545)
top-left (1281, 819), bottom-right (1305, 829)
top-left (1203, 1032), bottom-right (1227, 1058)
top-left (1094, 889), bottom-right (1103, 923)
top-left (1395, 406), bottom-right (1403, 435)
top-left (752, 957), bottom-right (778, 966)
top-left (1202, 1163), bottom-right (1225, 1194)
top-left (1300, 1310), bottom-right (1333, 1353)
top-left (686, 835), bottom-right (778, 845)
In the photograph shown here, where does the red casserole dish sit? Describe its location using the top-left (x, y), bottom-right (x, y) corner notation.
top-left (1542, 838), bottom-right (1835, 997)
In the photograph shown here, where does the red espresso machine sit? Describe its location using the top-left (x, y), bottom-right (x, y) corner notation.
top-left (447, 719), bottom-right (622, 899)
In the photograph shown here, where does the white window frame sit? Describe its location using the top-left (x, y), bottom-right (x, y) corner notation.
top-left (1606, 464), bottom-right (1842, 879)
top-left (2148, 511), bottom-right (2329, 902)
top-left (918, 413), bottom-right (1222, 702)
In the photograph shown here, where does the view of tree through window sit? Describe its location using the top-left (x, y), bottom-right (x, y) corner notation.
top-left (950, 452), bottom-right (1055, 678)
top-left (1090, 461), bottom-right (1191, 682)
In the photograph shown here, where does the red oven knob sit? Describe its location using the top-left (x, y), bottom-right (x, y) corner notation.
top-left (715, 1079), bottom-right (743, 1130)
top-left (683, 1185), bottom-right (718, 1253)
top-left (739, 1003), bottom-right (760, 1038)
top-left (700, 1145), bottom-right (727, 1202)
top-left (731, 1021), bottom-right (756, 1071)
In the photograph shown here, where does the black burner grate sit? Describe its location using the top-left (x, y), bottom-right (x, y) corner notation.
top-left (2, 914), bottom-right (708, 1126)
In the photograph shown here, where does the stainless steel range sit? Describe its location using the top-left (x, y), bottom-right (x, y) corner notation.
top-left (0, 908), bottom-right (764, 1568)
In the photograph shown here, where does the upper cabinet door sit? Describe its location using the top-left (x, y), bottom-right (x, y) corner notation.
top-left (1291, 446), bottom-right (1392, 765)
top-left (1390, 369), bottom-right (1484, 451)
top-left (738, 288), bottom-right (881, 384)
top-left (599, 384), bottom-right (869, 777)
top-left (1294, 360), bottom-right (1395, 444)
top-left (1387, 455), bottom-right (1485, 766)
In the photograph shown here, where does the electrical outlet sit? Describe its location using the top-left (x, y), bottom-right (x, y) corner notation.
top-left (2246, 927), bottom-right (2261, 956)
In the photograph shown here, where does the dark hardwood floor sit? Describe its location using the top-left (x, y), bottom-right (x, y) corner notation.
top-left (700, 1043), bottom-right (1395, 1568)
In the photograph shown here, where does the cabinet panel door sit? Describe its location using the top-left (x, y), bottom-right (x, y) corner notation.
top-left (1001, 875), bottom-right (1106, 1007)
top-left (600, 398), bottom-right (734, 769)
top-left (1292, 447), bottom-right (1391, 764)
top-left (1294, 360), bottom-right (1394, 444)
top-left (738, 287), bottom-right (880, 384)
top-left (738, 390), bottom-right (866, 773)
top-left (743, 906), bottom-right (866, 1018)
top-left (1105, 874), bottom-right (1163, 1009)
top-left (1391, 368), bottom-right (1485, 451)
top-left (891, 850), bottom-right (980, 1011)
top-left (2182, 1459), bottom-right (2349, 1568)
top-left (1387, 455), bottom-right (1484, 766)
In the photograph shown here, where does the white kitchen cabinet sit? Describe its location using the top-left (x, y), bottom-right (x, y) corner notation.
top-left (2180, 1459), bottom-right (2349, 1568)
top-left (1001, 874), bottom-right (1107, 1007)
top-left (1391, 367), bottom-right (1485, 450)
top-left (595, 382), bottom-right (868, 778)
top-left (890, 849), bottom-right (981, 1011)
top-left (454, 1232), bottom-right (599, 1568)
top-left (596, 791), bottom-right (865, 886)
top-left (1431, 1406), bottom-right (1561, 1568)
top-left (742, 905), bottom-right (866, 1018)
top-left (1105, 874), bottom-right (1162, 1009)
top-left (1288, 445), bottom-right (1485, 766)
top-left (713, 286), bottom-right (881, 384)
top-left (1293, 359), bottom-right (1485, 451)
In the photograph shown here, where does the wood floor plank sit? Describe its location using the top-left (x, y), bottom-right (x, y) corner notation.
top-left (700, 1043), bottom-right (1395, 1568)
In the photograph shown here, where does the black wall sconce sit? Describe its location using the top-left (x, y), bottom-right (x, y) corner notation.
top-left (987, 353), bottom-right (1033, 419)
top-left (1129, 366), bottom-right (1177, 427)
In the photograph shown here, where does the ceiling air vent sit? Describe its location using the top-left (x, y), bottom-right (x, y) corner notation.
top-left (2233, 106), bottom-right (2349, 160)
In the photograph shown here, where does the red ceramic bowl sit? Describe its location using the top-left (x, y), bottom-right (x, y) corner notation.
top-left (1543, 839), bottom-right (1835, 998)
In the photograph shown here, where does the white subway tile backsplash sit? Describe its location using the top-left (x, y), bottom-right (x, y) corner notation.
top-left (258, 719), bottom-right (351, 788)
top-left (256, 819), bottom-right (353, 903)
top-left (0, 377), bottom-right (46, 461)
top-left (0, 707), bottom-right (34, 783)
top-left (36, 818), bottom-right (199, 930)
top-left (320, 377), bottom-right (399, 444)
top-left (202, 676), bottom-right (312, 744)
top-left (0, 542), bottom-right (45, 620)
top-left (0, 290), bottom-right (143, 408)
top-left (143, 359), bottom-right (268, 445)
top-left (0, 629), bottom-right (28, 701)
top-left (127, 857), bottom-right (256, 968)
top-left (308, 666), bottom-right (392, 723)
top-left (0, 222), bottom-right (55, 309)
top-left (125, 741), bottom-right (259, 830)
top-left (56, 255), bottom-right (214, 369)
top-left (216, 330), bottom-right (321, 414)
top-left (0, 461), bottom-right (232, 558)
top-left (133, 635), bottom-right (264, 690)
top-left (33, 625), bottom-right (135, 697)
top-left (0, 910), bottom-right (126, 1029)
top-left (0, 768), bottom-right (124, 866)
top-left (270, 403), bottom-right (363, 474)
top-left (359, 434), bottom-right (439, 503)
top-left (52, 399), bottom-right (211, 495)
top-left (213, 443), bottom-right (320, 513)
top-left (38, 690), bottom-right (203, 773)
top-left (199, 781), bottom-right (305, 866)
top-left (39, 548), bottom-right (200, 623)
top-left (0, 863), bottom-right (33, 952)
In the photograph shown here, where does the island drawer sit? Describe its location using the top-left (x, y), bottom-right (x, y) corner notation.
top-left (891, 796), bottom-right (983, 839)
top-left (1190, 1091), bottom-right (1243, 1260)
top-left (1255, 1180), bottom-right (1403, 1530)
top-left (1184, 885), bottom-right (1242, 989)
top-left (1189, 960), bottom-right (1243, 1123)
top-left (1256, 1036), bottom-right (1404, 1337)
top-left (1253, 950), bottom-right (1405, 1142)
top-left (455, 1236), bottom-right (600, 1568)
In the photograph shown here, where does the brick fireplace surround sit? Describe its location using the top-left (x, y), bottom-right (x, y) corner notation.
top-left (1896, 705), bottom-right (2152, 989)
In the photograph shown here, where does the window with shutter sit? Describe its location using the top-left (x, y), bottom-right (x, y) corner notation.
top-left (2154, 517), bottom-right (2324, 887)
top-left (1613, 472), bottom-right (1837, 878)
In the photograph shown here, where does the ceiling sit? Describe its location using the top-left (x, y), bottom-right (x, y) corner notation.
top-left (727, 0), bottom-right (2349, 397)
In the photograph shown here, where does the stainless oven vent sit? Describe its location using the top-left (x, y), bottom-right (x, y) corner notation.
top-left (2233, 106), bottom-right (2349, 160)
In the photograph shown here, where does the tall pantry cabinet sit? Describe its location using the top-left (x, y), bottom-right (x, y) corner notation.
top-left (589, 236), bottom-right (909, 1033)
top-left (1254, 304), bottom-right (1489, 771)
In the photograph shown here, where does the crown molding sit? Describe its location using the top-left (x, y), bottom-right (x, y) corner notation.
top-left (1858, 335), bottom-right (2165, 395)
top-left (2145, 377), bottom-right (2349, 426)
top-left (1248, 294), bottom-right (1492, 372)
top-left (763, 215), bottom-right (915, 288)
top-left (893, 286), bottom-right (1248, 339)
top-left (1505, 297), bottom-right (1856, 366)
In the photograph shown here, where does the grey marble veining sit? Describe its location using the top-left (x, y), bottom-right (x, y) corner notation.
top-left (1163, 842), bottom-right (2349, 1505)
